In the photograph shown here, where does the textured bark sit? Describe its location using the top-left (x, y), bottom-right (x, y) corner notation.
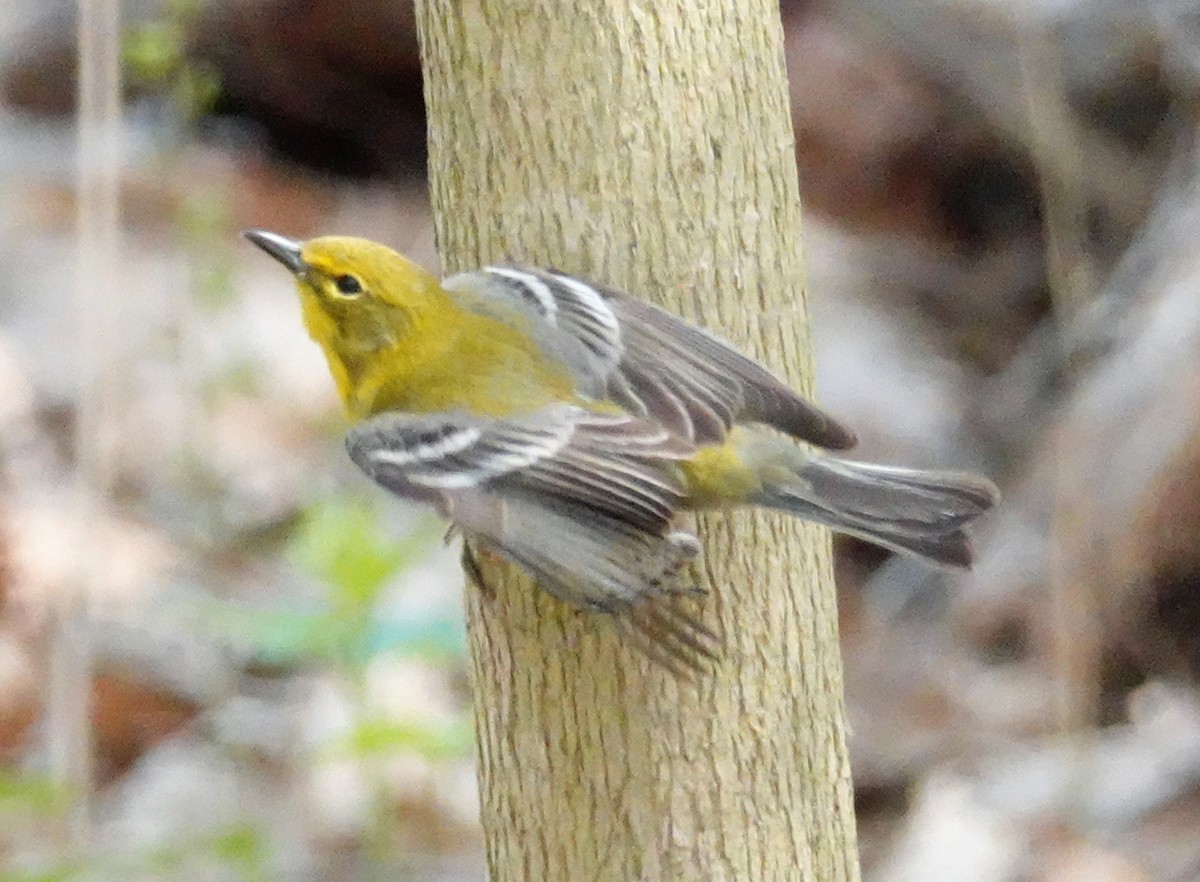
top-left (414, 2), bottom-right (860, 880)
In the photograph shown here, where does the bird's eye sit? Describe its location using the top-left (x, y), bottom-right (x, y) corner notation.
top-left (335, 274), bottom-right (362, 296)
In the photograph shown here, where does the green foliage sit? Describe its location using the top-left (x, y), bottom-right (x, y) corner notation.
top-left (285, 494), bottom-right (452, 663)
top-left (286, 495), bottom-right (473, 862)
top-left (0, 772), bottom-right (71, 819)
top-left (324, 716), bottom-right (474, 764)
top-left (209, 823), bottom-right (266, 869)
top-left (0, 770), bottom-right (270, 881)
top-left (123, 0), bottom-right (221, 118)
top-left (138, 823), bottom-right (270, 881)
top-left (203, 493), bottom-right (465, 667)
top-left (287, 495), bottom-right (473, 766)
top-left (290, 494), bottom-right (421, 613)
top-left (210, 605), bottom-right (466, 668)
top-left (0, 867), bottom-right (80, 882)
top-left (124, 20), bottom-right (184, 85)
top-left (0, 776), bottom-right (80, 881)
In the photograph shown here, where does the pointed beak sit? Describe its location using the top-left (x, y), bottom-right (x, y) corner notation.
top-left (243, 229), bottom-right (305, 274)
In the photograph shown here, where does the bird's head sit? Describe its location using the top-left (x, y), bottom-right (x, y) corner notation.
top-left (246, 227), bottom-right (448, 347)
top-left (244, 230), bottom-right (445, 410)
top-left (244, 229), bottom-right (441, 337)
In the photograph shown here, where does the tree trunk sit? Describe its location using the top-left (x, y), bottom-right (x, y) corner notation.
top-left (414, 2), bottom-right (861, 880)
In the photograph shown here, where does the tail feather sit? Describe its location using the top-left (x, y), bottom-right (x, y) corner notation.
top-left (756, 456), bottom-right (999, 569)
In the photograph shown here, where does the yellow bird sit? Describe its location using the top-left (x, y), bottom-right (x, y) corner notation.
top-left (246, 230), bottom-right (998, 672)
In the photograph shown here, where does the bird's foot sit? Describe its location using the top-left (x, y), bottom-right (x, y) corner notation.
top-left (461, 540), bottom-right (497, 601)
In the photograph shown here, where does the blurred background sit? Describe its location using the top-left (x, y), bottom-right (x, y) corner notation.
top-left (3, 0), bottom-right (1200, 879)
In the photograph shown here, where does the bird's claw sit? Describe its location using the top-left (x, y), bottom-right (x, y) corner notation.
top-left (461, 540), bottom-right (496, 601)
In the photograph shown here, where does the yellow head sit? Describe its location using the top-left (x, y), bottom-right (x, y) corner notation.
top-left (244, 230), bottom-right (446, 409)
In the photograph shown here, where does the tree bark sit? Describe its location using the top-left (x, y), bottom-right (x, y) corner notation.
top-left (414, 2), bottom-right (861, 880)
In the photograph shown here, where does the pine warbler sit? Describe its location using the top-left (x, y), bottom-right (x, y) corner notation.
top-left (246, 230), bottom-right (998, 672)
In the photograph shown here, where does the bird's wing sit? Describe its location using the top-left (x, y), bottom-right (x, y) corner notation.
top-left (442, 266), bottom-right (857, 449)
top-left (346, 403), bottom-right (693, 532)
top-left (345, 403), bottom-right (718, 673)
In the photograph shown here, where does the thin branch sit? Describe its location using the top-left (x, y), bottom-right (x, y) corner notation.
top-left (48, 0), bottom-right (123, 843)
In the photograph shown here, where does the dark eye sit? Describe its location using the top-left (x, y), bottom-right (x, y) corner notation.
top-left (335, 274), bottom-right (362, 295)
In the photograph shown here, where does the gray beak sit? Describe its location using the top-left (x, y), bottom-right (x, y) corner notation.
top-left (243, 229), bottom-right (305, 274)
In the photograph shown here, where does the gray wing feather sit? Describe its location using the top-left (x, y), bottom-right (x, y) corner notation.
top-left (350, 408), bottom-right (574, 489)
top-left (347, 405), bottom-right (717, 672)
top-left (442, 267), bottom-right (620, 388)
top-left (452, 491), bottom-right (717, 674)
top-left (346, 404), bottom-right (692, 532)
top-left (611, 294), bottom-right (857, 448)
top-left (446, 266), bottom-right (856, 448)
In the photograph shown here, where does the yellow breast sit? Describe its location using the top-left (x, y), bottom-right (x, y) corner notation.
top-left (349, 309), bottom-right (578, 420)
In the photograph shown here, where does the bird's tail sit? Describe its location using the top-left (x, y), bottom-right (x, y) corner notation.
top-left (753, 455), bottom-right (1000, 568)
